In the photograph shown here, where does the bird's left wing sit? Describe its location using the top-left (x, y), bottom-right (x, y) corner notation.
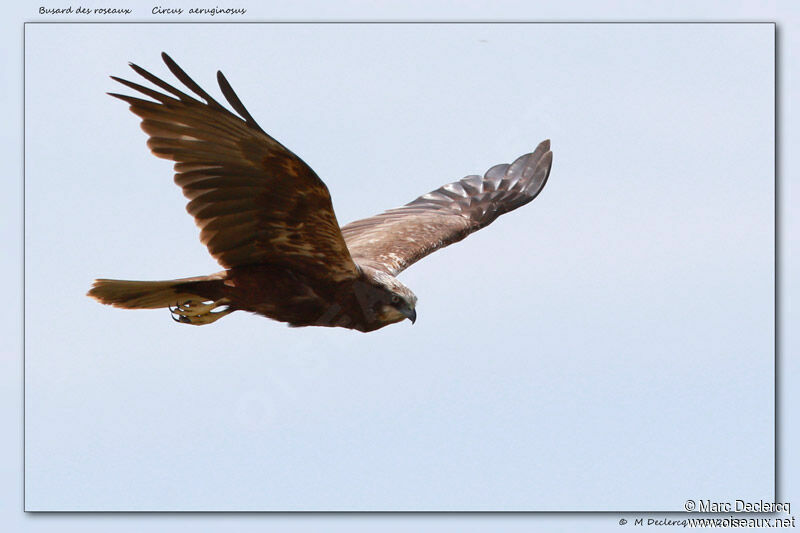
top-left (109, 53), bottom-right (359, 282)
top-left (341, 140), bottom-right (553, 276)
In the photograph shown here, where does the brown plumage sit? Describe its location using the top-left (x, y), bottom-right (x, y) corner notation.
top-left (88, 53), bottom-right (553, 332)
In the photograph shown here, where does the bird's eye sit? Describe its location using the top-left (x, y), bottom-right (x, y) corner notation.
top-left (391, 295), bottom-right (400, 304)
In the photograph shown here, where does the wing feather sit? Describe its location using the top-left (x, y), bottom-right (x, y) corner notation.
top-left (111, 53), bottom-right (358, 281)
top-left (341, 141), bottom-right (552, 275)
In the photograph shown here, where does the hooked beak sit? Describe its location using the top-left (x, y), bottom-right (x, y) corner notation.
top-left (403, 307), bottom-right (417, 325)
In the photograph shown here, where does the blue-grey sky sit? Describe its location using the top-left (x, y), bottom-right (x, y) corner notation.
top-left (23, 21), bottom-right (774, 512)
top-left (5, 2), bottom-right (795, 530)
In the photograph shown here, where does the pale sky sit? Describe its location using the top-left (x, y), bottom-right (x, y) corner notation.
top-left (11, 6), bottom-right (783, 529)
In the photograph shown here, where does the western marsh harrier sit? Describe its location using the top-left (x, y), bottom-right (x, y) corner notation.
top-left (88, 53), bottom-right (553, 332)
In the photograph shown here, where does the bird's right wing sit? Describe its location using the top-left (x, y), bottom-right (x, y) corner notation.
top-left (109, 53), bottom-right (359, 282)
top-left (341, 141), bottom-right (553, 276)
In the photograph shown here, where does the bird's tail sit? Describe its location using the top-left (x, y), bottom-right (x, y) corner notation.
top-left (87, 275), bottom-right (226, 310)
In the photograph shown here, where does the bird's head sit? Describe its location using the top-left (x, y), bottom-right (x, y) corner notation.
top-left (355, 265), bottom-right (418, 328)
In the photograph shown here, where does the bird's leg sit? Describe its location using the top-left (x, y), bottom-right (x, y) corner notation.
top-left (169, 298), bottom-right (232, 325)
top-left (171, 300), bottom-right (222, 317)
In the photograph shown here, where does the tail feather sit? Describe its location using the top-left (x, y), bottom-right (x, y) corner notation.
top-left (87, 275), bottom-right (223, 309)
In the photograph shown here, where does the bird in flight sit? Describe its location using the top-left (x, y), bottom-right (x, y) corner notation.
top-left (88, 53), bottom-right (553, 332)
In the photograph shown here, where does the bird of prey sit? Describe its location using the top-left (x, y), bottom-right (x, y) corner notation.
top-left (88, 53), bottom-right (553, 332)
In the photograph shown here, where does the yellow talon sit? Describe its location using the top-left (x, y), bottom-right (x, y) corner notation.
top-left (169, 298), bottom-right (232, 325)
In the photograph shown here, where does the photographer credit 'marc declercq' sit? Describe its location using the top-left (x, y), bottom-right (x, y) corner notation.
top-left (87, 53), bottom-right (553, 333)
